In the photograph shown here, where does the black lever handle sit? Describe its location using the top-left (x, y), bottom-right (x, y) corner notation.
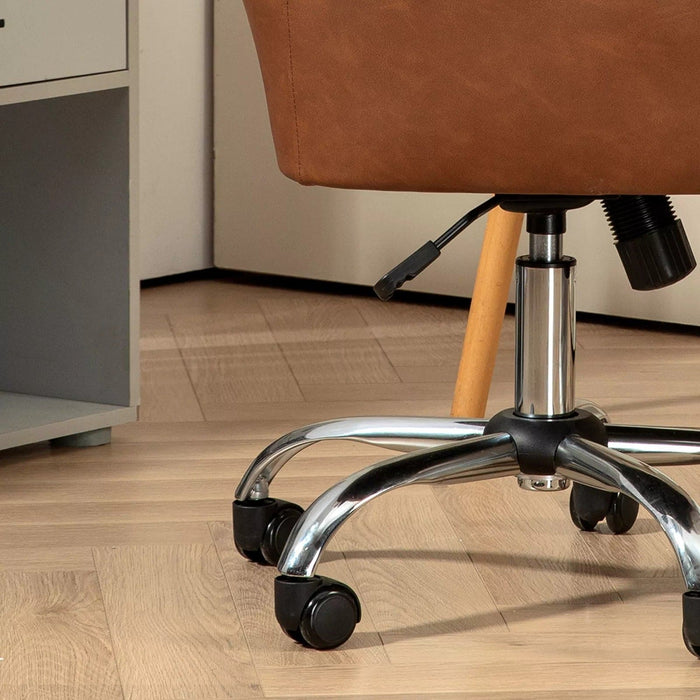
top-left (373, 195), bottom-right (502, 301)
top-left (373, 241), bottom-right (441, 301)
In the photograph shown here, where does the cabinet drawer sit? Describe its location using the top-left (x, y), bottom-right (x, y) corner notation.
top-left (0, 0), bottom-right (126, 87)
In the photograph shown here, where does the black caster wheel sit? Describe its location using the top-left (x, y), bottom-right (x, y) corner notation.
top-left (683, 591), bottom-right (700, 657)
top-left (569, 483), bottom-right (613, 531)
top-left (275, 575), bottom-right (361, 650)
top-left (605, 492), bottom-right (639, 534)
top-left (569, 483), bottom-right (639, 534)
top-left (233, 498), bottom-right (304, 566)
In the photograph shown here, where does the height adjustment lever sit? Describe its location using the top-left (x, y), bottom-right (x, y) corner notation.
top-left (373, 241), bottom-right (441, 302)
top-left (373, 196), bottom-right (502, 301)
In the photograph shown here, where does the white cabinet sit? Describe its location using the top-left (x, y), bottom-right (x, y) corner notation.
top-left (0, 0), bottom-right (126, 87)
top-left (0, 0), bottom-right (138, 450)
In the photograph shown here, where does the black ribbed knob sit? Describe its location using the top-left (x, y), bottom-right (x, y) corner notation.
top-left (601, 195), bottom-right (696, 291)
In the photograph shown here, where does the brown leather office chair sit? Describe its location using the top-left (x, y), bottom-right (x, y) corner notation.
top-left (232, 0), bottom-right (700, 655)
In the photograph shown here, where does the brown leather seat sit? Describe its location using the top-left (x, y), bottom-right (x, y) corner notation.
top-left (244, 0), bottom-right (700, 195)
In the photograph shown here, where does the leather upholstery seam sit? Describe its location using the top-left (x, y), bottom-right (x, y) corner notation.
top-left (285, 0), bottom-right (302, 180)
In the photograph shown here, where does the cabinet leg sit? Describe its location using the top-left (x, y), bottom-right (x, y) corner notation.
top-left (50, 427), bottom-right (112, 448)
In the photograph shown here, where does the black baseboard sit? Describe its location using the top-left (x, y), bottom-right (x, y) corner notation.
top-left (140, 268), bottom-right (219, 288)
top-left (141, 267), bottom-right (699, 336)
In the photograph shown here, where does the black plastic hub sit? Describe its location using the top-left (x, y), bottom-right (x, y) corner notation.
top-left (527, 211), bottom-right (566, 235)
top-left (484, 409), bottom-right (608, 475)
top-left (570, 483), bottom-right (614, 529)
top-left (233, 497), bottom-right (303, 565)
top-left (500, 196), bottom-right (595, 239)
top-left (233, 498), bottom-right (280, 554)
top-left (499, 195), bottom-right (595, 214)
top-left (275, 576), bottom-right (328, 634)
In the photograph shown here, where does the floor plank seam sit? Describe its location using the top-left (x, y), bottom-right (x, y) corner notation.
top-left (90, 547), bottom-right (128, 700)
top-left (256, 299), bottom-right (307, 402)
top-left (207, 521), bottom-right (266, 694)
top-left (165, 313), bottom-right (207, 422)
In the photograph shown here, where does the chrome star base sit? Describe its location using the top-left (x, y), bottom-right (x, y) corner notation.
top-left (233, 212), bottom-right (700, 655)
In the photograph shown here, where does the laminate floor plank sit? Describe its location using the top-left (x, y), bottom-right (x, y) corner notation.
top-left (0, 570), bottom-right (122, 699)
top-left (139, 312), bottom-right (179, 351)
top-left (0, 547), bottom-right (96, 571)
top-left (140, 349), bottom-right (204, 422)
top-left (0, 521), bottom-right (213, 548)
top-left (299, 381), bottom-right (454, 403)
top-left (0, 477), bottom-right (247, 505)
top-left (576, 321), bottom-right (699, 350)
top-left (0, 455), bottom-right (377, 488)
top-left (353, 295), bottom-right (510, 350)
top-left (93, 544), bottom-right (262, 699)
top-left (201, 398), bottom-right (454, 423)
top-left (170, 309), bottom-right (305, 405)
top-left (258, 296), bottom-right (402, 386)
top-left (182, 345), bottom-right (304, 406)
top-left (140, 279), bottom-right (271, 315)
top-left (330, 488), bottom-right (507, 658)
top-left (169, 309), bottom-right (278, 350)
top-left (392, 361), bottom-right (462, 384)
top-left (578, 396), bottom-right (700, 427)
top-left (434, 481), bottom-right (622, 607)
top-left (552, 499), bottom-right (680, 582)
top-left (0, 478), bottom-right (377, 526)
top-left (256, 659), bottom-right (700, 697)
top-left (139, 313), bottom-right (204, 422)
top-left (268, 693), bottom-right (700, 700)
top-left (0, 499), bottom-right (233, 525)
top-left (259, 296), bottom-right (378, 344)
top-left (353, 298), bottom-right (490, 385)
top-left (112, 419), bottom-right (309, 443)
top-left (0, 438), bottom-right (387, 470)
top-left (282, 339), bottom-right (401, 387)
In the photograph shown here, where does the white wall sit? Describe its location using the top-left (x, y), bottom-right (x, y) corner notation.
top-left (138, 0), bottom-right (213, 280)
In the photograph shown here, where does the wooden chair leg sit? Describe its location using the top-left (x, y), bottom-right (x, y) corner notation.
top-left (450, 206), bottom-right (523, 418)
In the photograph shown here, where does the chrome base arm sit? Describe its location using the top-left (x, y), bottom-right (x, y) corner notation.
top-left (556, 436), bottom-right (700, 590)
top-left (235, 416), bottom-right (488, 501)
top-left (576, 401), bottom-right (609, 423)
top-left (277, 433), bottom-right (519, 578)
top-left (606, 424), bottom-right (700, 466)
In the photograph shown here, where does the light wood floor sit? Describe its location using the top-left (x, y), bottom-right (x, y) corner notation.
top-left (2, 277), bottom-right (700, 699)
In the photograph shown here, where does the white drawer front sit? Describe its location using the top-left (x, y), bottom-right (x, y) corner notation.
top-left (0, 0), bottom-right (126, 87)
